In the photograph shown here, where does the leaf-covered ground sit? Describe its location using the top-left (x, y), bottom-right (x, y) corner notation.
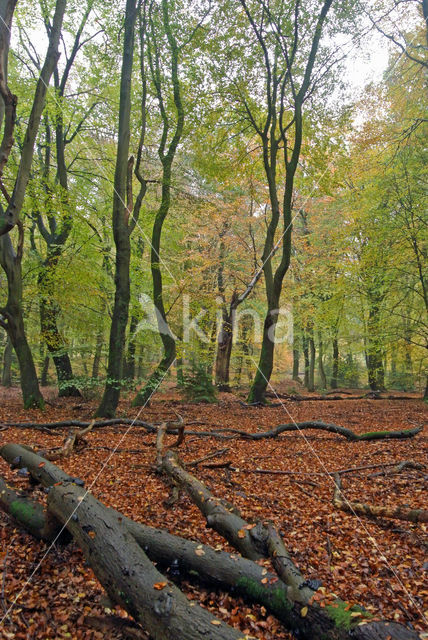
top-left (0, 386), bottom-right (427, 640)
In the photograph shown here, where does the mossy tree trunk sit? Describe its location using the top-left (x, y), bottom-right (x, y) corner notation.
top-left (96, 0), bottom-right (140, 417)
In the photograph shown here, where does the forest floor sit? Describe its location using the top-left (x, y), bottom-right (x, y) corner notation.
top-left (0, 385), bottom-right (427, 640)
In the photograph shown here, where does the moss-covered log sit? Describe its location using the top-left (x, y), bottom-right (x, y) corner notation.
top-left (48, 482), bottom-right (243, 640)
top-left (160, 451), bottom-right (421, 640)
top-left (0, 447), bottom-right (422, 639)
top-left (233, 421), bottom-right (422, 441)
top-left (0, 475), bottom-right (62, 540)
top-left (1, 419), bottom-right (421, 443)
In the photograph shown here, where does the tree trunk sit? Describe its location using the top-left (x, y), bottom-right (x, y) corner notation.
top-left (96, 0), bottom-right (138, 417)
top-left (215, 311), bottom-right (234, 391)
top-left (38, 252), bottom-right (80, 397)
top-left (123, 311), bottom-right (138, 380)
top-left (331, 337), bottom-right (339, 389)
top-left (308, 331), bottom-right (315, 392)
top-left (292, 346), bottom-right (300, 382)
top-left (2, 333), bottom-right (12, 386)
top-left (247, 307), bottom-right (278, 403)
top-left (132, 1), bottom-right (185, 407)
top-left (318, 333), bottom-right (327, 389)
top-left (48, 483), bottom-right (244, 640)
top-left (92, 303), bottom-right (105, 379)
top-left (0, 234), bottom-right (44, 409)
top-left (303, 331), bottom-right (309, 388)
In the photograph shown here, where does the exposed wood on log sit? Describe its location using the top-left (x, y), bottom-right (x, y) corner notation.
top-left (155, 422), bottom-right (167, 468)
top-left (333, 473), bottom-right (428, 523)
top-left (367, 461), bottom-right (425, 478)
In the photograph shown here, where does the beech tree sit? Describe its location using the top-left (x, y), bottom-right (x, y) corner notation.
top-left (0, 0), bottom-right (67, 408)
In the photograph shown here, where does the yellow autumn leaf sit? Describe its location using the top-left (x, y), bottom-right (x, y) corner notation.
top-left (301, 606), bottom-right (308, 617)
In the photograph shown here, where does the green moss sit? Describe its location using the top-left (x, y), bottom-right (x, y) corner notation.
top-left (325, 601), bottom-right (371, 629)
top-left (10, 500), bottom-right (44, 530)
top-left (23, 395), bottom-right (45, 410)
top-left (236, 577), bottom-right (291, 612)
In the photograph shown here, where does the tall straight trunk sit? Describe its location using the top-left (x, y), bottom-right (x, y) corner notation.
top-left (133, 0), bottom-right (184, 407)
top-left (303, 332), bottom-right (309, 389)
top-left (123, 312), bottom-right (138, 380)
top-left (2, 333), bottom-right (12, 386)
top-left (0, 234), bottom-right (44, 408)
top-left (318, 333), bottom-right (326, 389)
top-left (96, 0), bottom-right (138, 417)
top-left (41, 354), bottom-right (50, 386)
top-left (92, 320), bottom-right (104, 379)
top-left (235, 318), bottom-right (251, 386)
top-left (366, 303), bottom-right (385, 392)
top-left (331, 337), bottom-right (339, 389)
top-left (308, 331), bottom-right (315, 392)
top-left (292, 346), bottom-right (300, 382)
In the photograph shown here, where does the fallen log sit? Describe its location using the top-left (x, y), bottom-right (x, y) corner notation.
top-left (0, 443), bottom-right (79, 486)
top-left (224, 422), bottom-right (422, 441)
top-left (265, 391), bottom-right (420, 401)
top-left (160, 451), bottom-right (421, 640)
top-left (0, 446), bottom-right (421, 640)
top-left (0, 476), bottom-right (63, 541)
top-left (1, 420), bottom-right (422, 442)
top-left (332, 474), bottom-right (428, 523)
top-left (47, 482), bottom-right (244, 640)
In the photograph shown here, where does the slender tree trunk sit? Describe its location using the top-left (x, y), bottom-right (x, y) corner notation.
top-left (302, 331), bottom-right (309, 388)
top-left (41, 354), bottom-right (50, 386)
top-left (92, 330), bottom-right (103, 379)
top-left (318, 333), bottom-right (326, 389)
top-left (96, 0), bottom-right (137, 417)
top-left (0, 234), bottom-right (44, 408)
top-left (1, 333), bottom-right (12, 386)
top-left (331, 337), bottom-right (339, 389)
top-left (123, 312), bottom-right (138, 380)
top-left (133, 1), bottom-right (184, 407)
top-left (292, 347), bottom-right (300, 381)
top-left (308, 330), bottom-right (315, 392)
top-left (292, 316), bottom-right (300, 382)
